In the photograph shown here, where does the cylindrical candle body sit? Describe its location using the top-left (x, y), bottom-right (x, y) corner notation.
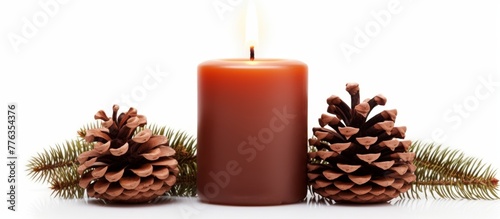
top-left (197, 59), bottom-right (308, 205)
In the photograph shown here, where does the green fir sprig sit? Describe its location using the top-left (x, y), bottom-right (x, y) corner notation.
top-left (49, 163), bottom-right (83, 199)
top-left (401, 141), bottom-right (499, 200)
top-left (27, 140), bottom-right (93, 184)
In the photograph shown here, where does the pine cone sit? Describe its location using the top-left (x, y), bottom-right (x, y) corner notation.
top-left (308, 83), bottom-right (416, 204)
top-left (77, 105), bottom-right (179, 203)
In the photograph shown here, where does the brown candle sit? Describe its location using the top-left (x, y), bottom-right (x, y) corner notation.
top-left (197, 59), bottom-right (308, 205)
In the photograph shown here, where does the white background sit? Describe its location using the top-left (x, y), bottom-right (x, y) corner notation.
top-left (1, 0), bottom-right (499, 218)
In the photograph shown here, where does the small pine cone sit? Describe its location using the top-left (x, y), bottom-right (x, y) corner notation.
top-left (77, 105), bottom-right (179, 203)
top-left (308, 83), bottom-right (416, 204)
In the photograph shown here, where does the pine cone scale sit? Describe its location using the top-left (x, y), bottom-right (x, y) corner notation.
top-left (105, 168), bottom-right (125, 182)
top-left (131, 163), bottom-right (153, 177)
top-left (106, 184), bottom-right (124, 196)
top-left (91, 166), bottom-right (108, 178)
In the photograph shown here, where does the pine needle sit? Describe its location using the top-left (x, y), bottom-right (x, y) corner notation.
top-left (77, 122), bottom-right (100, 139)
top-left (400, 141), bottom-right (499, 200)
top-left (50, 164), bottom-right (85, 199)
top-left (27, 140), bottom-right (93, 184)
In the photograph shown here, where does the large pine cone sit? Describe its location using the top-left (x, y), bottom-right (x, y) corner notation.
top-left (308, 83), bottom-right (416, 204)
top-left (77, 105), bottom-right (179, 203)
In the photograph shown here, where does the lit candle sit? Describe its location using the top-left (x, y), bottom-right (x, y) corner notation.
top-left (197, 0), bottom-right (308, 205)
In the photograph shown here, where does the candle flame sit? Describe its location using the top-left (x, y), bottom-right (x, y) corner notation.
top-left (245, 0), bottom-right (258, 48)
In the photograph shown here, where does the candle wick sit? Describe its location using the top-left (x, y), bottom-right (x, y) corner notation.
top-left (250, 46), bottom-right (255, 61)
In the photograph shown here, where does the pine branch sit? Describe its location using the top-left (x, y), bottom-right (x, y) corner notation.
top-left (50, 164), bottom-right (85, 199)
top-left (400, 141), bottom-right (499, 200)
top-left (27, 140), bottom-right (93, 184)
